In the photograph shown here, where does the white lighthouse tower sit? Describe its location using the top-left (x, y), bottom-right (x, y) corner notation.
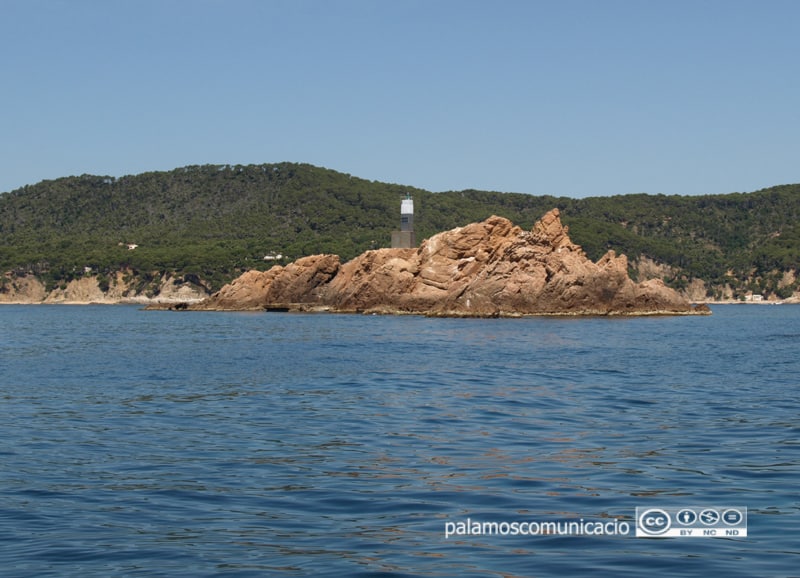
top-left (391, 193), bottom-right (416, 248)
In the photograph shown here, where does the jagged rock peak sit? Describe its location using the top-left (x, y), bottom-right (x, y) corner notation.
top-left (530, 208), bottom-right (577, 250)
top-left (179, 209), bottom-right (709, 317)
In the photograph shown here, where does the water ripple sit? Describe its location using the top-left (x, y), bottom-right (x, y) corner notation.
top-left (0, 305), bottom-right (798, 576)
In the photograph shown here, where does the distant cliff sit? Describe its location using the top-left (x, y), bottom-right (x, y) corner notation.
top-left (183, 210), bottom-right (707, 316)
top-left (0, 270), bottom-right (208, 304)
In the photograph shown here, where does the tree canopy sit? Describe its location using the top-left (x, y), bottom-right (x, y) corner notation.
top-left (1, 163), bottom-right (798, 298)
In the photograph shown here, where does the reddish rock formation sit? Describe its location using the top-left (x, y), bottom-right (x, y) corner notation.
top-left (192, 254), bottom-right (340, 310)
top-left (188, 209), bottom-right (708, 316)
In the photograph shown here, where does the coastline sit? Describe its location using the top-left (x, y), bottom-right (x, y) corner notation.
top-left (0, 272), bottom-right (209, 306)
top-left (695, 299), bottom-right (796, 305)
top-left (3, 296), bottom-right (795, 309)
top-left (0, 296), bottom-right (206, 306)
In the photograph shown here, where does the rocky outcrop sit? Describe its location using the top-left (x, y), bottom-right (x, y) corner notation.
top-left (188, 209), bottom-right (707, 316)
top-left (0, 275), bottom-right (48, 303)
top-left (44, 277), bottom-right (107, 303)
top-left (191, 254), bottom-right (341, 310)
top-left (0, 270), bottom-right (209, 304)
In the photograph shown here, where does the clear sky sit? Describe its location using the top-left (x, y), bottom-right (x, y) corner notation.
top-left (1, 0), bottom-right (798, 197)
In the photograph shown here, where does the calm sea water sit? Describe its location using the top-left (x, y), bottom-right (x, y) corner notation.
top-left (1, 304), bottom-right (798, 577)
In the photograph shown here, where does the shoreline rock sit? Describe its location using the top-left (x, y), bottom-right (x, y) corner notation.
top-left (175, 209), bottom-right (710, 317)
top-left (0, 271), bottom-right (208, 305)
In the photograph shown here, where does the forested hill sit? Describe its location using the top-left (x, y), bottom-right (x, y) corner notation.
top-left (1, 162), bottom-right (799, 299)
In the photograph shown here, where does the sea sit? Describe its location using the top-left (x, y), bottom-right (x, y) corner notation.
top-left (0, 304), bottom-right (798, 577)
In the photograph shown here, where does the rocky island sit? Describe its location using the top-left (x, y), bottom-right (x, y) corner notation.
top-left (173, 209), bottom-right (709, 316)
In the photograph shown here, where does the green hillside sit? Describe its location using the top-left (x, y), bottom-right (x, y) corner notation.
top-left (1, 162), bottom-right (799, 299)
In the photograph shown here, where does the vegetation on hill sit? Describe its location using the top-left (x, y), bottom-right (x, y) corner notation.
top-left (1, 162), bottom-right (799, 299)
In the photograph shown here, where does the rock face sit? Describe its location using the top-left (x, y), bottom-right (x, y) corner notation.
top-left (190, 209), bottom-right (707, 316)
top-left (0, 271), bottom-right (209, 304)
top-left (194, 255), bottom-right (341, 311)
top-left (0, 275), bottom-right (48, 303)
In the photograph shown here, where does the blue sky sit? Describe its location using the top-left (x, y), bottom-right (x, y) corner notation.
top-left (1, 0), bottom-right (798, 197)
